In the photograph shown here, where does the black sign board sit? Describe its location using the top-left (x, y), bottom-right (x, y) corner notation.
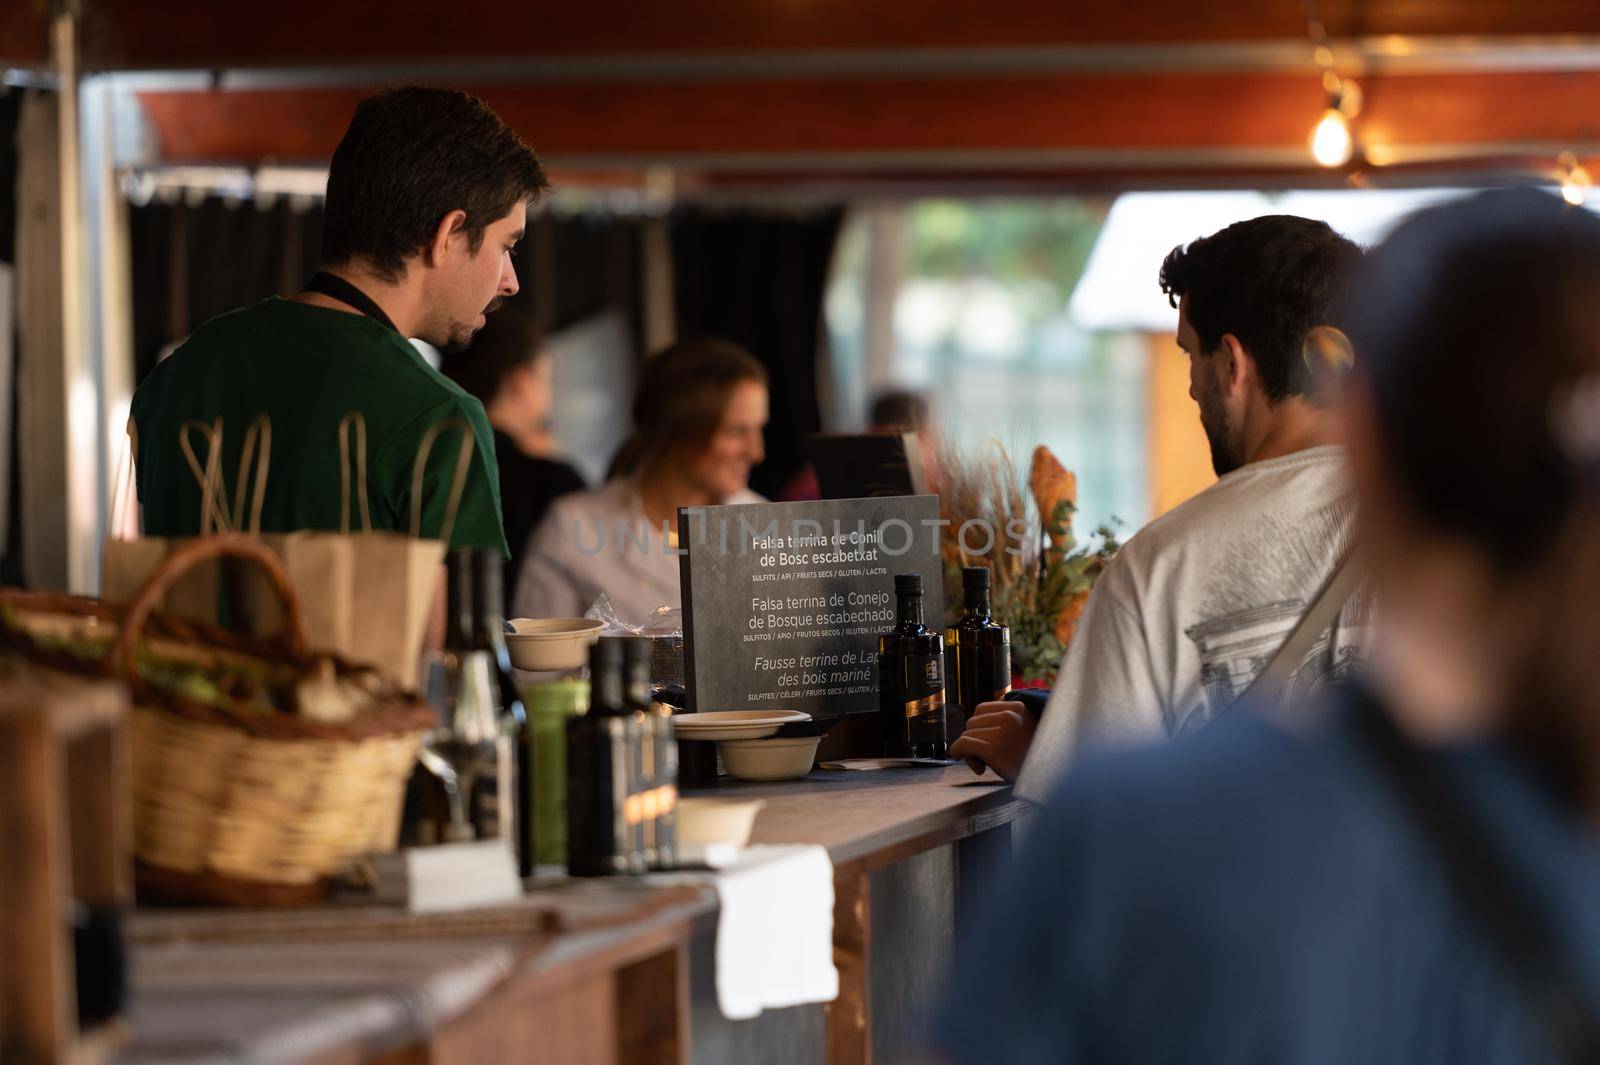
top-left (810, 431), bottom-right (926, 499)
top-left (677, 496), bottom-right (945, 716)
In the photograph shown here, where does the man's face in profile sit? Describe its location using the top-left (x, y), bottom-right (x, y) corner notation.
top-left (1177, 297), bottom-right (1243, 477)
top-left (434, 202), bottom-right (528, 353)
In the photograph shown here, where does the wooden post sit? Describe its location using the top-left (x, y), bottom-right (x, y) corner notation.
top-left (616, 948), bottom-right (688, 1065)
top-left (825, 866), bottom-right (872, 1065)
top-left (0, 662), bottom-right (130, 1062)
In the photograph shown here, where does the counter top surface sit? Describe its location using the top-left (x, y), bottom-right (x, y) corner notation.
top-left (688, 763), bottom-right (1021, 867)
top-left (117, 768), bottom-right (1023, 1063)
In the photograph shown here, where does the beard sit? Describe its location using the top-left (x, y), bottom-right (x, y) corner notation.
top-left (1197, 389), bottom-right (1243, 477)
top-left (438, 296), bottom-right (506, 354)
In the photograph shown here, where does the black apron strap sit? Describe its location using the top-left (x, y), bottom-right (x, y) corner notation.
top-left (302, 272), bottom-right (399, 334)
top-left (1348, 684), bottom-right (1600, 1065)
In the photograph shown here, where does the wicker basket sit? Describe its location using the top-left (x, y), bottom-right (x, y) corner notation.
top-left (0, 535), bottom-right (437, 906)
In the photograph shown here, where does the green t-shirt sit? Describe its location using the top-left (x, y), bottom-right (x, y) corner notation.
top-left (131, 298), bottom-right (507, 554)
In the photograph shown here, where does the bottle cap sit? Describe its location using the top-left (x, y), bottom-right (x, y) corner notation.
top-left (962, 566), bottom-right (990, 589)
top-left (589, 636), bottom-right (626, 672)
top-left (894, 573), bottom-right (922, 595)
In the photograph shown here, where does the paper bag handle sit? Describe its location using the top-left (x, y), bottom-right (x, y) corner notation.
top-left (106, 533), bottom-right (308, 679)
top-left (231, 414), bottom-right (271, 535)
top-left (110, 416), bottom-right (139, 538)
top-left (409, 417), bottom-right (475, 544)
top-left (338, 411), bottom-right (373, 534)
top-left (178, 419), bottom-right (231, 534)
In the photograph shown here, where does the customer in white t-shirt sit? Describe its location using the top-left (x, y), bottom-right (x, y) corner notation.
top-left (951, 215), bottom-right (1374, 801)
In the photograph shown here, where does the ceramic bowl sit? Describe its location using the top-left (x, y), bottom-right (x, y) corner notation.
top-left (505, 617), bottom-right (605, 671)
top-left (715, 735), bottom-right (824, 782)
top-left (677, 797), bottom-right (767, 848)
top-left (670, 710), bottom-right (810, 742)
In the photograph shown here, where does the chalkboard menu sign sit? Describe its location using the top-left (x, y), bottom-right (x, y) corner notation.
top-left (678, 496), bottom-right (945, 716)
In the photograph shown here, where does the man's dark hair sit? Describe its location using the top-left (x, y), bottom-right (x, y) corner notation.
top-left (869, 389), bottom-right (931, 432)
top-left (438, 305), bottom-right (545, 405)
top-left (321, 87), bottom-right (548, 281)
top-left (1159, 215), bottom-right (1361, 404)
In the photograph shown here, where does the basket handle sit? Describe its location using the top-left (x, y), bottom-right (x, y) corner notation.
top-left (107, 533), bottom-right (308, 678)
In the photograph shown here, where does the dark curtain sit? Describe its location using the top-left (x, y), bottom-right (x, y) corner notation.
top-left (670, 204), bottom-right (844, 499)
top-left (128, 200), bottom-right (651, 385)
top-left (527, 212), bottom-right (645, 346)
top-left (129, 198), bottom-right (325, 384)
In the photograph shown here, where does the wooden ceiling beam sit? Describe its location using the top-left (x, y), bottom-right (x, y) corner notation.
top-left (84, 0), bottom-right (1600, 69)
top-left (133, 69), bottom-right (1600, 179)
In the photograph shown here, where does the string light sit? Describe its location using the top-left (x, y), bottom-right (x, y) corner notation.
top-left (1311, 109), bottom-right (1353, 169)
top-left (1558, 152), bottom-right (1591, 207)
top-left (1304, 1), bottom-right (1360, 169)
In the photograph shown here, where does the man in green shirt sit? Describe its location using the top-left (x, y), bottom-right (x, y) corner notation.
top-left (132, 87), bottom-right (549, 554)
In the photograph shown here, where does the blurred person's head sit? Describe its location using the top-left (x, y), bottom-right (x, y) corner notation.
top-left (870, 390), bottom-right (932, 434)
top-left (439, 306), bottom-right (557, 458)
top-left (320, 87), bottom-right (548, 353)
top-left (1161, 215), bottom-right (1363, 476)
top-left (869, 388), bottom-right (940, 489)
top-left (610, 337), bottom-right (769, 501)
top-left (1341, 188), bottom-right (1600, 810)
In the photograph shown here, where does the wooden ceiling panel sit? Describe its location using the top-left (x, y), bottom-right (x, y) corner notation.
top-left (134, 69), bottom-right (1600, 171)
top-left (1, 1), bottom-right (46, 67)
top-left (85, 0), bottom-right (1600, 69)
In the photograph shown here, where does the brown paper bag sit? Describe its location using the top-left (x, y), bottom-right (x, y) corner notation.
top-left (100, 418), bottom-right (229, 623)
top-left (335, 414), bottom-right (469, 687)
top-left (236, 413), bottom-right (467, 688)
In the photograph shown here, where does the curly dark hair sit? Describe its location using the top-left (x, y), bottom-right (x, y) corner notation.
top-left (321, 87), bottom-right (549, 281)
top-left (1159, 215), bottom-right (1362, 404)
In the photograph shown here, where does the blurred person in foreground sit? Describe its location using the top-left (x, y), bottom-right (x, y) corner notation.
top-left (778, 388), bottom-right (941, 501)
top-left (937, 188), bottom-right (1600, 1064)
top-left (513, 337), bottom-right (767, 624)
top-left (953, 215), bottom-right (1372, 788)
top-left (440, 307), bottom-right (585, 612)
top-left (133, 87), bottom-right (546, 552)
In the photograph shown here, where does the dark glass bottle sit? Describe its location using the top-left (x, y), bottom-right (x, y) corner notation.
top-left (624, 637), bottom-right (679, 870)
top-left (472, 549), bottom-right (531, 878)
top-left (946, 566), bottom-right (1012, 742)
top-left (414, 549), bottom-right (508, 846)
top-left (877, 572), bottom-right (948, 759)
top-left (567, 638), bottom-right (642, 876)
top-left (445, 547), bottom-right (476, 654)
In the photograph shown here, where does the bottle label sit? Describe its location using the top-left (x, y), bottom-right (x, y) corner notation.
top-left (903, 653), bottom-right (945, 720)
top-left (990, 642), bottom-right (1013, 701)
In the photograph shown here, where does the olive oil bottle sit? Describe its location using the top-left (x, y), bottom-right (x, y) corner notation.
top-left (946, 566), bottom-right (1012, 742)
top-left (877, 573), bottom-right (948, 759)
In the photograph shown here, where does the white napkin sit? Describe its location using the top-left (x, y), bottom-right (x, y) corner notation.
top-left (699, 843), bottom-right (840, 1020)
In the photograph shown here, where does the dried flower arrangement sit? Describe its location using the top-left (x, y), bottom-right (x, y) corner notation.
top-left (937, 440), bottom-right (1120, 685)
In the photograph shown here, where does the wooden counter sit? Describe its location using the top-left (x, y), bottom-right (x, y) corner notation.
top-left (117, 767), bottom-right (1025, 1065)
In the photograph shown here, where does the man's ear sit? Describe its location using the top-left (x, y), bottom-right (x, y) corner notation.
top-left (1217, 333), bottom-right (1254, 397)
top-left (423, 209), bottom-right (469, 268)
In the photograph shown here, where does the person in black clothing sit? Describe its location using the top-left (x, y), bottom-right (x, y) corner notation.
top-left (440, 306), bottom-right (585, 613)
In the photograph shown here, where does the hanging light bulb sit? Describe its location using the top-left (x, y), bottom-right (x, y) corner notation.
top-left (1311, 107), bottom-right (1354, 168)
top-left (1302, 1), bottom-right (1362, 171)
top-left (1558, 152), bottom-right (1591, 207)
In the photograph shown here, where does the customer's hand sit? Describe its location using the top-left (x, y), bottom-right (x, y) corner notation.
top-left (949, 700), bottom-right (1036, 782)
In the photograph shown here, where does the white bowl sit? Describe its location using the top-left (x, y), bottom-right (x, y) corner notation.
top-left (671, 710), bottom-right (810, 742)
top-left (678, 797), bottom-right (766, 848)
top-left (505, 618), bottom-right (605, 671)
top-left (715, 735), bottom-right (823, 782)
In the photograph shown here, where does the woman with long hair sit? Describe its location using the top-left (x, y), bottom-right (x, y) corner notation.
top-left (513, 337), bottom-right (768, 624)
top-left (936, 189), bottom-right (1600, 1064)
